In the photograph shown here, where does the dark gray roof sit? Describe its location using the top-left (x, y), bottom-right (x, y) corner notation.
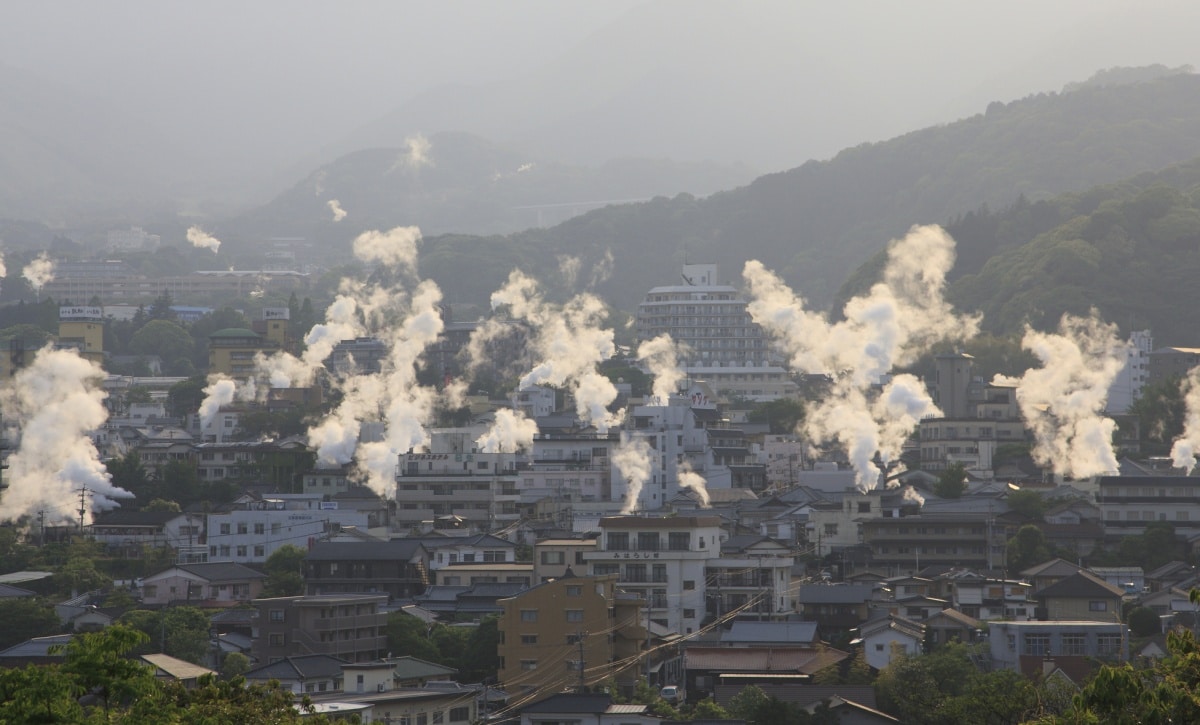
top-left (406, 534), bottom-right (513, 549)
top-left (92, 510), bottom-right (183, 526)
top-left (305, 540), bottom-right (425, 561)
top-left (797, 583), bottom-right (874, 604)
top-left (0, 634), bottom-right (72, 659)
top-left (175, 562), bottom-right (266, 581)
top-left (522, 693), bottom-right (614, 713)
top-left (1038, 571), bottom-right (1125, 600)
top-left (245, 654), bottom-right (348, 681)
top-left (722, 620), bottom-right (819, 644)
top-left (0, 583), bottom-right (36, 598)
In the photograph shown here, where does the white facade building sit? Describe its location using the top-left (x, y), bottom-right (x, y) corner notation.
top-left (1107, 329), bottom-right (1153, 414)
top-left (207, 494), bottom-right (368, 563)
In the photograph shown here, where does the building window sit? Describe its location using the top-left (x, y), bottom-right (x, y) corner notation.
top-left (638, 533), bottom-right (660, 550)
top-left (541, 551), bottom-right (564, 565)
top-left (1089, 601), bottom-right (1108, 612)
top-left (608, 532), bottom-right (629, 551)
top-left (269, 609), bottom-right (285, 622)
top-left (669, 532), bottom-right (690, 551)
top-left (269, 633), bottom-right (285, 646)
top-left (824, 524), bottom-right (838, 537)
top-left (449, 706), bottom-right (470, 722)
top-left (254, 523), bottom-right (265, 535)
top-left (219, 523), bottom-right (231, 535)
top-left (566, 586), bottom-right (582, 597)
top-left (520, 660), bottom-right (537, 671)
top-left (520, 610), bottom-right (538, 623)
top-left (1062, 634), bottom-right (1086, 656)
top-left (483, 550), bottom-right (506, 562)
top-left (683, 608), bottom-right (695, 619)
top-left (521, 635), bottom-right (537, 645)
top-left (566, 610), bottom-right (584, 623)
top-left (683, 580), bottom-right (695, 590)
top-left (1024, 634), bottom-right (1049, 656)
top-left (1098, 634), bottom-right (1122, 656)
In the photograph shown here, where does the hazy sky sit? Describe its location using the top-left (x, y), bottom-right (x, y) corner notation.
top-left (4, 0), bottom-right (1200, 204)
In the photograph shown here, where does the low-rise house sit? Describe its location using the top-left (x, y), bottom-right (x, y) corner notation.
top-left (1145, 561), bottom-right (1195, 592)
top-left (0, 583), bottom-right (35, 599)
top-left (140, 562), bottom-right (266, 607)
top-left (796, 583), bottom-right (879, 633)
top-left (434, 562), bottom-right (533, 587)
top-left (206, 493), bottom-right (369, 564)
top-left (243, 654), bottom-right (347, 694)
top-left (1035, 571), bottom-right (1125, 622)
top-left (718, 620), bottom-right (821, 648)
top-left (809, 695), bottom-right (899, 724)
top-left (683, 646), bottom-right (848, 701)
top-left (310, 684), bottom-right (479, 725)
top-left (89, 511), bottom-right (202, 558)
top-left (139, 653), bottom-right (216, 689)
top-left (0, 634), bottom-right (73, 667)
top-left (923, 609), bottom-right (983, 648)
top-left (853, 615), bottom-right (924, 671)
top-left (939, 570), bottom-right (1035, 621)
top-left (1021, 559), bottom-right (1084, 594)
top-left (707, 535), bottom-right (796, 617)
top-left (518, 694), bottom-right (657, 725)
top-left (533, 536), bottom-right (598, 583)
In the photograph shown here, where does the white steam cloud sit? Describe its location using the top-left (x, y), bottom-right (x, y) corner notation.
top-left (744, 224), bottom-right (979, 492)
top-left (353, 226), bottom-right (421, 273)
top-left (476, 408), bottom-right (538, 453)
top-left (615, 436), bottom-right (653, 514)
top-left (0, 251), bottom-right (8, 279)
top-left (21, 252), bottom-right (55, 292)
top-left (994, 314), bottom-right (1127, 479)
top-left (0, 347), bottom-right (132, 524)
top-left (678, 461), bottom-right (710, 508)
top-left (638, 334), bottom-right (684, 405)
top-left (491, 270), bottom-right (623, 432)
top-left (328, 199), bottom-right (348, 222)
top-left (1171, 367), bottom-right (1200, 471)
top-left (391, 134), bottom-right (433, 172)
top-left (186, 226), bottom-right (221, 254)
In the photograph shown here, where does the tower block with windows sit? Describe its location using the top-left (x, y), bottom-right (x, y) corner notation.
top-left (58, 306), bottom-right (105, 365)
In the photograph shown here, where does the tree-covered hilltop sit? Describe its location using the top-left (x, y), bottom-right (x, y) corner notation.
top-left (836, 155), bottom-right (1200, 345)
top-left (380, 69), bottom-right (1200, 310)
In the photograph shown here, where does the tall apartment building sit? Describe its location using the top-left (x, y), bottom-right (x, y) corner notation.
top-left (635, 264), bottom-right (794, 402)
top-left (583, 515), bottom-right (723, 635)
top-left (394, 428), bottom-right (521, 531)
top-left (1107, 330), bottom-right (1152, 414)
top-left (58, 305), bottom-right (105, 365)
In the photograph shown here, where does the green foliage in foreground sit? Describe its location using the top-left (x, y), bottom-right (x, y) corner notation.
top-left (0, 625), bottom-right (346, 724)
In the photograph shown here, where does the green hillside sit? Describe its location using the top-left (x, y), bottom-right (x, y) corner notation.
top-left (402, 70), bottom-right (1200, 310)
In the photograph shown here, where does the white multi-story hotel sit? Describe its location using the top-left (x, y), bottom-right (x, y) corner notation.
top-left (635, 264), bottom-right (795, 402)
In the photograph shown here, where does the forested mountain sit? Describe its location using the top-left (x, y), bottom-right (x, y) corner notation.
top-left (396, 71), bottom-right (1200, 309)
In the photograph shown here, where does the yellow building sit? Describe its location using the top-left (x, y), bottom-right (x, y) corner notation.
top-left (497, 572), bottom-right (644, 698)
top-left (208, 328), bottom-right (277, 378)
top-left (258, 307), bottom-right (290, 350)
top-left (58, 305), bottom-right (105, 364)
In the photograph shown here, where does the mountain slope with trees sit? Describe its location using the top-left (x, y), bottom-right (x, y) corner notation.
top-left (387, 69), bottom-right (1200, 309)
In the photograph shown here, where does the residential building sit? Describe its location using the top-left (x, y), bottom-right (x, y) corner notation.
top-left (707, 535), bottom-right (795, 617)
top-left (193, 439), bottom-right (315, 488)
top-left (243, 654), bottom-right (347, 695)
top-left (683, 646), bottom-right (848, 701)
top-left (208, 327), bottom-right (278, 378)
top-left (796, 583), bottom-right (881, 634)
top-left (252, 594), bottom-right (388, 664)
top-left (89, 510), bottom-right (204, 560)
top-left (1095, 474), bottom-right (1200, 538)
top-left (206, 493), bottom-right (369, 564)
top-left (58, 305), bottom-right (104, 364)
top-left (583, 515), bottom-right (723, 634)
top-left (394, 429), bottom-right (522, 531)
top-left (139, 562), bottom-right (265, 607)
top-left (860, 512), bottom-right (1008, 574)
top-left (1035, 571), bottom-right (1125, 622)
top-left (854, 615), bottom-right (924, 670)
top-left (497, 573), bottom-right (645, 696)
top-left (303, 539), bottom-right (429, 601)
top-left (518, 694), bottom-right (657, 725)
top-left (42, 269), bottom-right (310, 306)
top-left (988, 620), bottom-right (1127, 673)
top-left (533, 537), bottom-right (598, 583)
top-left (923, 608), bottom-right (983, 648)
top-left (1148, 346), bottom-right (1200, 386)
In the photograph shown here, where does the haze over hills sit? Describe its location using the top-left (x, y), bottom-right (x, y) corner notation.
top-left (381, 70), bottom-right (1200, 311)
top-left (4, 1), bottom-right (1200, 223)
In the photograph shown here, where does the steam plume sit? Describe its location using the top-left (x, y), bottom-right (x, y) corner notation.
top-left (0, 347), bottom-right (131, 523)
top-left (902, 485), bottom-right (925, 506)
top-left (744, 224), bottom-right (977, 491)
top-left (615, 436), bottom-right (652, 514)
top-left (491, 270), bottom-right (623, 432)
top-left (638, 334), bottom-right (684, 405)
top-left (22, 252), bottom-right (55, 291)
top-left (558, 256), bottom-right (581, 289)
top-left (186, 226), bottom-right (221, 253)
top-left (353, 226), bottom-right (421, 272)
top-left (994, 314), bottom-right (1127, 479)
top-left (391, 134), bottom-right (432, 172)
top-left (328, 199), bottom-right (348, 222)
top-left (678, 461), bottom-right (710, 507)
top-left (0, 251), bottom-right (8, 278)
top-left (1171, 366), bottom-right (1200, 471)
top-left (476, 408), bottom-right (538, 453)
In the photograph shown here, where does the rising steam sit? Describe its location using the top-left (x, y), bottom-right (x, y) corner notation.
top-left (328, 199), bottom-right (348, 222)
top-left (490, 270), bottom-right (623, 432)
top-left (0, 348), bottom-right (132, 524)
top-left (22, 252), bottom-right (55, 291)
top-left (678, 461), bottom-right (710, 507)
top-left (186, 226), bottom-right (222, 254)
top-left (615, 436), bottom-right (653, 514)
top-left (1171, 366), bottom-right (1200, 471)
top-left (476, 408), bottom-right (538, 453)
top-left (744, 224), bottom-right (978, 491)
top-left (994, 313), bottom-right (1127, 479)
top-left (638, 334), bottom-right (684, 405)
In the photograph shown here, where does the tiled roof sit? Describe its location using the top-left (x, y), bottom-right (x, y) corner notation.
top-left (140, 653), bottom-right (216, 680)
top-left (305, 539), bottom-right (425, 561)
top-left (723, 621), bottom-right (819, 644)
top-left (173, 562), bottom-right (267, 582)
top-left (685, 646), bottom-right (847, 674)
top-left (1038, 571), bottom-right (1125, 600)
top-left (797, 583), bottom-right (874, 604)
top-left (245, 654), bottom-right (348, 681)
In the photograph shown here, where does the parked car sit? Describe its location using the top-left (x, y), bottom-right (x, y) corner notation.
top-left (660, 685), bottom-right (684, 704)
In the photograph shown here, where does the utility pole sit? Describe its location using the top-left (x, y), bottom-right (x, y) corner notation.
top-left (576, 629), bottom-right (587, 691)
top-left (37, 510), bottom-right (45, 547)
top-left (77, 486), bottom-right (89, 532)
